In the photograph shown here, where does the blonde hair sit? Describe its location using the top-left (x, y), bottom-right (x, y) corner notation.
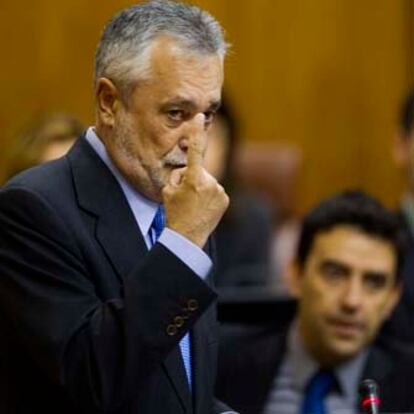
top-left (6, 113), bottom-right (84, 178)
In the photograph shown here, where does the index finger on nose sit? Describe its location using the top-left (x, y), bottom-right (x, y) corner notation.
top-left (186, 113), bottom-right (207, 174)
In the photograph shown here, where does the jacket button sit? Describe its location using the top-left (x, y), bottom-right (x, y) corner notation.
top-left (187, 299), bottom-right (199, 311)
top-left (166, 324), bottom-right (177, 336)
top-left (174, 316), bottom-right (184, 327)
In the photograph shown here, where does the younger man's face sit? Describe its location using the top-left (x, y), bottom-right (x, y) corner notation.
top-left (291, 225), bottom-right (400, 367)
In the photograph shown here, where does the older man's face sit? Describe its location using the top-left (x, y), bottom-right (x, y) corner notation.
top-left (101, 36), bottom-right (223, 202)
top-left (291, 225), bottom-right (400, 367)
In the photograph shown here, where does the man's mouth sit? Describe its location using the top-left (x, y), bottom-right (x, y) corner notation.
top-left (169, 164), bottom-right (186, 170)
top-left (326, 317), bottom-right (365, 337)
top-left (164, 161), bottom-right (187, 169)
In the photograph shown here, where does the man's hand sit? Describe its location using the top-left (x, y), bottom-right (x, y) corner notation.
top-left (162, 113), bottom-right (230, 248)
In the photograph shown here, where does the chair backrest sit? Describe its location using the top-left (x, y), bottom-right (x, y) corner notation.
top-left (235, 143), bottom-right (302, 221)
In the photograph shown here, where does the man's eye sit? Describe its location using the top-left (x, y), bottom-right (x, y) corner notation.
top-left (325, 269), bottom-right (343, 280)
top-left (321, 263), bottom-right (347, 281)
top-left (364, 274), bottom-right (387, 290)
top-left (204, 111), bottom-right (216, 123)
top-left (168, 110), bottom-right (185, 121)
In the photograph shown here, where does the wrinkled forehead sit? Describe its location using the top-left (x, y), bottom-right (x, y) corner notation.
top-left (135, 37), bottom-right (223, 101)
top-left (148, 35), bottom-right (224, 73)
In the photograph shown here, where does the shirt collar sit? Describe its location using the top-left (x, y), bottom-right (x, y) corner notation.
top-left (85, 127), bottom-right (158, 238)
top-left (336, 346), bottom-right (369, 404)
top-left (287, 321), bottom-right (317, 392)
top-left (287, 321), bottom-right (369, 404)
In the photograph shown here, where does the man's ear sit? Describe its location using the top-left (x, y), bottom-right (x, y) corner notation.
top-left (95, 77), bottom-right (121, 128)
top-left (286, 260), bottom-right (303, 298)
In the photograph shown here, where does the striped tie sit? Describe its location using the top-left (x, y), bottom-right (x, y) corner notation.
top-left (150, 205), bottom-right (192, 389)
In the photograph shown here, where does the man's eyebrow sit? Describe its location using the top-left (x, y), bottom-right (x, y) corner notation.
top-left (162, 98), bottom-right (195, 108)
top-left (363, 271), bottom-right (389, 280)
top-left (161, 98), bottom-right (221, 111)
top-left (319, 258), bottom-right (350, 272)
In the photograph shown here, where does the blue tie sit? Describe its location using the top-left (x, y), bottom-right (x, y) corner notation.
top-left (150, 205), bottom-right (165, 244)
top-left (301, 370), bottom-right (336, 414)
top-left (150, 205), bottom-right (193, 390)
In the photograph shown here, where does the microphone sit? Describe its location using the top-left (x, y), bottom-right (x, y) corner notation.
top-left (359, 379), bottom-right (381, 414)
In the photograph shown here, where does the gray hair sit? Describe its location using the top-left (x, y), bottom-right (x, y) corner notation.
top-left (95, 0), bottom-right (228, 96)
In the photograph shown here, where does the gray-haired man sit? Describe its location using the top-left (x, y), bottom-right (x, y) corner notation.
top-left (0, 1), bottom-right (237, 413)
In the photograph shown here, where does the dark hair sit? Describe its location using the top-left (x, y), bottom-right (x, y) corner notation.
top-left (296, 190), bottom-right (406, 281)
top-left (399, 89), bottom-right (414, 137)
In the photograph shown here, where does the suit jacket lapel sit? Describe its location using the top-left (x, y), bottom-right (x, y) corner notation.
top-left (361, 344), bottom-right (392, 412)
top-left (362, 345), bottom-right (392, 384)
top-left (68, 137), bottom-right (148, 280)
top-left (256, 329), bottom-right (288, 409)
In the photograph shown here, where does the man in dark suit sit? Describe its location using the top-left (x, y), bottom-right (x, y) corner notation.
top-left (0, 1), bottom-right (236, 413)
top-left (216, 191), bottom-right (412, 414)
top-left (382, 90), bottom-right (414, 344)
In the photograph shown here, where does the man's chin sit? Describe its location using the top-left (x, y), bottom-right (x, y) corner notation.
top-left (327, 338), bottom-right (364, 361)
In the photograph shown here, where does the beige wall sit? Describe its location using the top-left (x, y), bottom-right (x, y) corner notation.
top-left (0, 0), bottom-right (411, 211)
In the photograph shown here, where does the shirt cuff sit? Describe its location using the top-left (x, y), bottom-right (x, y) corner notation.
top-left (158, 228), bottom-right (212, 280)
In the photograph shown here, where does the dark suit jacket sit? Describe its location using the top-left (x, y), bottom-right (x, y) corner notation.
top-left (381, 210), bottom-right (414, 345)
top-left (216, 319), bottom-right (414, 414)
top-left (0, 137), bottom-right (230, 414)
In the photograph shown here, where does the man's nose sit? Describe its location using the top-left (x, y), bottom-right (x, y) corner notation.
top-left (178, 113), bottom-right (208, 152)
top-left (178, 138), bottom-right (189, 152)
top-left (341, 277), bottom-right (364, 311)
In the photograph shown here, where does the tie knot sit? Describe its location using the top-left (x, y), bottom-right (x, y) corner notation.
top-left (306, 370), bottom-right (336, 396)
top-left (150, 205), bottom-right (165, 244)
top-left (301, 370), bottom-right (337, 414)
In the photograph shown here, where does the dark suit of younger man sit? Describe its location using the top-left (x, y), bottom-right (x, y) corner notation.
top-left (216, 320), bottom-right (414, 414)
top-left (0, 137), bottom-right (229, 414)
top-left (381, 210), bottom-right (414, 344)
